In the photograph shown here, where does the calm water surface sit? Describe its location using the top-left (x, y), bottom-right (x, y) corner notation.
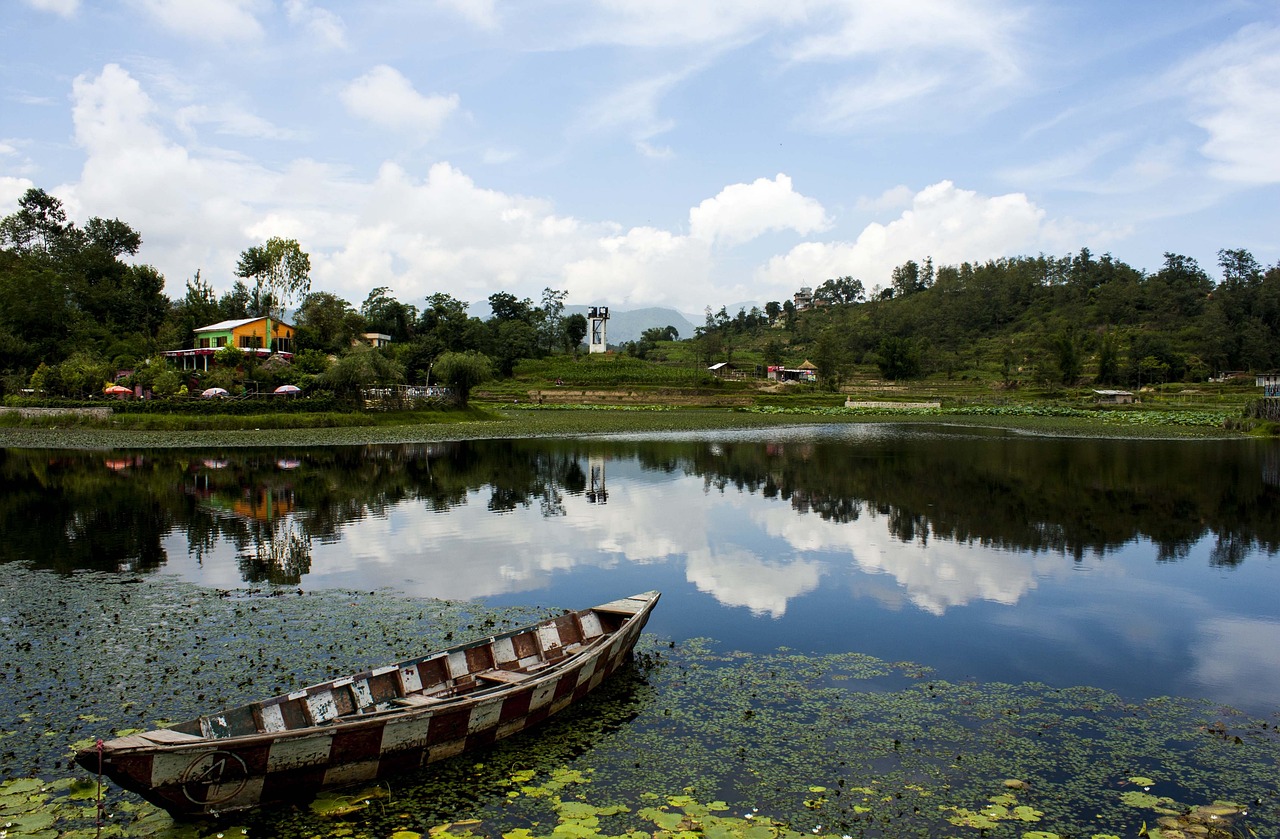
top-left (3, 424), bottom-right (1278, 714)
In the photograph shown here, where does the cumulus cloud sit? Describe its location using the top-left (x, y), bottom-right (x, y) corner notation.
top-left (131, 0), bottom-right (267, 42)
top-left (685, 545), bottom-right (825, 618)
top-left (339, 65), bottom-right (460, 137)
top-left (23, 0), bottom-right (79, 17)
top-left (47, 63), bottom-right (1079, 318)
top-left (1177, 24), bottom-right (1280, 184)
top-left (0, 177), bottom-right (37, 209)
top-left (689, 174), bottom-right (829, 246)
top-left (759, 181), bottom-right (1046, 289)
top-left (284, 0), bottom-right (346, 49)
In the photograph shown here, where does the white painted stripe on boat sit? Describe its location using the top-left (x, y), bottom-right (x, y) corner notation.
top-left (492, 636), bottom-right (516, 664)
top-left (579, 612), bottom-right (603, 639)
top-left (150, 749), bottom-right (200, 786)
top-left (324, 759), bottom-right (379, 787)
top-left (428, 738), bottom-right (467, 761)
top-left (352, 679), bottom-right (374, 709)
top-left (210, 776), bottom-right (264, 812)
top-left (446, 651), bottom-right (469, 679)
top-left (306, 689), bottom-right (338, 724)
top-left (529, 679), bottom-right (557, 711)
top-left (537, 624), bottom-right (562, 651)
top-left (267, 733), bottom-right (333, 772)
top-left (260, 703), bottom-right (286, 733)
top-left (400, 664), bottom-right (423, 693)
top-left (380, 714), bottom-right (433, 752)
top-left (467, 698), bottom-right (503, 735)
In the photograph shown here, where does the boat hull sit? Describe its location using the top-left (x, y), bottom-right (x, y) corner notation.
top-left (76, 592), bottom-right (658, 817)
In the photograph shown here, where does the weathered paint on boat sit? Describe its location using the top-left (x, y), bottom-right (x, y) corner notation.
top-left (75, 591), bottom-right (660, 817)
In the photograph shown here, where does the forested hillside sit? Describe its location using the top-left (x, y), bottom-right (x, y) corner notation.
top-left (678, 250), bottom-right (1280, 390)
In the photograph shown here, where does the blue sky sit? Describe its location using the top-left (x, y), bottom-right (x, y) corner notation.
top-left (2, 0), bottom-right (1277, 316)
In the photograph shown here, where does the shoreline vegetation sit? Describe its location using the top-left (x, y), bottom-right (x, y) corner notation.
top-left (0, 394), bottom-right (1259, 449)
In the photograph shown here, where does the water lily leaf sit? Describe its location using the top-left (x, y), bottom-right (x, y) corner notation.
top-left (557, 801), bottom-right (601, 820)
top-left (309, 792), bottom-right (370, 817)
top-left (1121, 791), bottom-right (1167, 809)
top-left (1013, 805), bottom-right (1043, 822)
top-left (4, 810), bottom-right (57, 831)
top-left (0, 779), bottom-right (44, 795)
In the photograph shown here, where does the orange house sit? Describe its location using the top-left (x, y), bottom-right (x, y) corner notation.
top-left (164, 317), bottom-right (295, 370)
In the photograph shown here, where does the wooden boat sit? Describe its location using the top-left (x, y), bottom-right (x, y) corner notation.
top-left (76, 591), bottom-right (660, 817)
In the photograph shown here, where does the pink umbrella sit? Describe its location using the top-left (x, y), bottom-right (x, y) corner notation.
top-left (273, 384), bottom-right (301, 395)
top-left (104, 385), bottom-right (132, 397)
top-left (202, 387), bottom-right (229, 398)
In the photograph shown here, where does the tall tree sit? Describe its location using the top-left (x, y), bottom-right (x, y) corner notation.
top-left (295, 292), bottom-right (365, 354)
top-left (538, 287), bottom-right (567, 353)
top-left (235, 237), bottom-right (311, 350)
top-left (361, 286), bottom-right (416, 342)
top-left (563, 313), bottom-right (588, 354)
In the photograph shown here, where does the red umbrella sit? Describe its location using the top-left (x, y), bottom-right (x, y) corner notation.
top-left (104, 385), bottom-right (132, 396)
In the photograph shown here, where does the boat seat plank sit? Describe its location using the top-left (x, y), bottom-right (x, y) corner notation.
top-left (477, 668), bottom-right (532, 685)
top-left (392, 694), bottom-right (448, 707)
top-left (592, 598), bottom-right (647, 615)
top-left (140, 729), bottom-right (203, 744)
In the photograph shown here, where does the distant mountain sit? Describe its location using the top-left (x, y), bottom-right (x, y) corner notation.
top-left (564, 306), bottom-right (699, 345)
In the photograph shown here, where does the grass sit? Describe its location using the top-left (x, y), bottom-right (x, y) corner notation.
top-left (1, 360), bottom-right (1265, 446)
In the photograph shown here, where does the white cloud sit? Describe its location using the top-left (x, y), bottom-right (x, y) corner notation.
top-left (284, 0), bottom-right (346, 49)
top-left (577, 0), bottom-right (1026, 128)
top-left (437, 0), bottom-right (498, 30)
top-left (856, 184), bottom-right (914, 213)
top-left (575, 71), bottom-right (683, 141)
top-left (685, 545), bottom-right (825, 618)
top-left (759, 180), bottom-right (1046, 288)
top-left (1177, 24), bottom-right (1280, 184)
top-left (339, 65), bottom-right (460, 137)
top-left (65, 64), bottom-right (265, 281)
top-left (23, 0), bottom-right (79, 17)
top-left (175, 104), bottom-right (299, 141)
top-left (0, 177), bottom-right (37, 210)
top-left (689, 174), bottom-right (829, 246)
top-left (635, 140), bottom-right (674, 160)
top-left (131, 0), bottom-right (267, 42)
top-left (50, 64), bottom-right (1078, 317)
top-left (1189, 618), bottom-right (1280, 712)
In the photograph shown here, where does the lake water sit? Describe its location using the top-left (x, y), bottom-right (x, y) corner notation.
top-left (4, 424), bottom-right (1277, 714)
top-left (2, 424), bottom-right (1279, 836)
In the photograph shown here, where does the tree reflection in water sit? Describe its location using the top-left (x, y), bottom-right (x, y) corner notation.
top-left (1, 432), bottom-right (1277, 583)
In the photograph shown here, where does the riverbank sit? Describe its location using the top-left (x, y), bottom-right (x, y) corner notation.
top-left (0, 401), bottom-right (1250, 449)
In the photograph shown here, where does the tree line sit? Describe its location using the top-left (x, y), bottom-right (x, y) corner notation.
top-left (685, 249), bottom-right (1280, 389)
top-left (0, 188), bottom-right (588, 402)
top-left (4, 185), bottom-right (1279, 400)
